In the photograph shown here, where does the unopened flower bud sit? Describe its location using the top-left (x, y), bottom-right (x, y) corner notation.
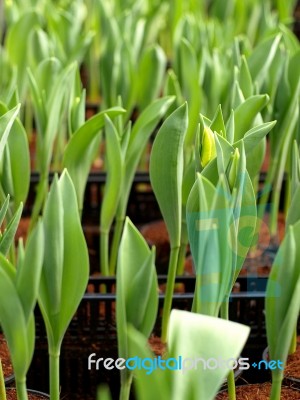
top-left (200, 127), bottom-right (216, 168)
top-left (227, 148), bottom-right (240, 190)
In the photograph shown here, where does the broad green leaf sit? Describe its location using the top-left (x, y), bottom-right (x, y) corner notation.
top-left (63, 107), bottom-right (125, 211)
top-left (0, 102), bottom-right (30, 206)
top-left (234, 120), bottom-right (276, 153)
top-left (287, 193), bottom-right (300, 229)
top-left (266, 222), bottom-right (300, 382)
top-left (125, 249), bottom-right (157, 336)
top-left (288, 50), bottom-right (300, 96)
top-left (38, 171), bottom-right (89, 349)
top-left (0, 196), bottom-right (9, 227)
top-left (117, 218), bottom-right (158, 339)
top-left (234, 94), bottom-right (269, 141)
top-left (41, 62), bottom-right (76, 173)
top-left (0, 257), bottom-right (30, 380)
top-left (210, 105), bottom-right (226, 138)
top-left (56, 171), bottom-right (89, 340)
top-left (238, 55), bottom-right (253, 99)
top-left (280, 24), bottom-right (299, 54)
top-left (136, 44), bottom-right (167, 111)
top-left (39, 175), bottom-right (64, 321)
top-left (117, 96), bottom-right (175, 217)
top-left (186, 174), bottom-right (233, 315)
top-left (16, 220), bottom-right (44, 322)
top-left (0, 202), bottom-right (22, 256)
top-left (100, 116), bottom-right (123, 231)
top-left (127, 325), bottom-right (169, 400)
top-left (247, 34), bottom-right (282, 89)
top-left (28, 28), bottom-right (52, 68)
top-left (149, 103), bottom-right (188, 248)
top-left (97, 386), bottom-right (113, 400)
top-left (176, 39), bottom-right (201, 146)
top-left (116, 218), bottom-right (158, 393)
top-left (163, 69), bottom-right (184, 117)
top-left (0, 104), bottom-right (21, 161)
top-left (225, 110), bottom-right (235, 144)
top-left (168, 310), bottom-right (250, 400)
top-left (69, 69), bottom-right (86, 135)
top-left (6, 10), bottom-right (42, 96)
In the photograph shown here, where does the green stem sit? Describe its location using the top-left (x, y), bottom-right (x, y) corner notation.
top-left (119, 374), bottom-right (132, 400)
top-left (270, 376), bottom-right (283, 400)
top-left (221, 298), bottom-right (236, 400)
top-left (15, 379), bottom-right (28, 400)
top-left (226, 370), bottom-right (236, 400)
top-left (0, 359), bottom-right (7, 400)
top-left (288, 329), bottom-right (297, 355)
top-left (283, 178), bottom-right (290, 219)
top-left (28, 173), bottom-right (48, 233)
top-left (269, 137), bottom-right (290, 236)
top-left (176, 241), bottom-right (187, 275)
top-left (109, 217), bottom-right (125, 275)
top-left (161, 246), bottom-right (180, 343)
top-left (100, 229), bottom-right (109, 276)
top-left (269, 82), bottom-right (300, 235)
top-left (220, 299), bottom-right (229, 320)
top-left (176, 219), bottom-right (188, 275)
top-left (50, 352), bottom-right (60, 400)
top-left (257, 159), bottom-right (277, 228)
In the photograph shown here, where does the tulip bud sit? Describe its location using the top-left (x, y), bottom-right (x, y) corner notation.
top-left (227, 148), bottom-right (240, 190)
top-left (200, 127), bottom-right (216, 168)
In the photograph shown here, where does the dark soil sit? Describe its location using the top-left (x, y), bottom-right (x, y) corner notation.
top-left (0, 333), bottom-right (13, 379)
top-left (140, 220), bottom-right (170, 274)
top-left (284, 336), bottom-right (300, 382)
top-left (148, 335), bottom-right (167, 357)
top-left (5, 388), bottom-right (48, 399)
top-left (215, 382), bottom-right (300, 399)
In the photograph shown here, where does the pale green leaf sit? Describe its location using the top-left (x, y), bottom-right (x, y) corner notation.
top-left (149, 103), bottom-right (188, 248)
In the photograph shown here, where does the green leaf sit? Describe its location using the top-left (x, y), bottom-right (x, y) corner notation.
top-left (163, 69), bottom-right (184, 117)
top-left (127, 325), bottom-right (169, 400)
top-left (6, 10), bottom-right (42, 96)
top-left (38, 171), bottom-right (89, 349)
top-left (136, 44), bottom-right (167, 111)
top-left (149, 103), bottom-right (188, 248)
top-left (118, 96), bottom-right (175, 217)
top-left (0, 257), bottom-right (31, 380)
top-left (210, 105), bottom-right (226, 138)
top-left (117, 218), bottom-right (158, 340)
top-left (16, 220), bottom-right (44, 322)
top-left (234, 120), bottom-right (276, 153)
top-left (40, 175), bottom-right (64, 320)
top-left (168, 310), bottom-right (250, 400)
top-left (238, 55), bottom-right (253, 99)
top-left (0, 196), bottom-right (9, 227)
top-left (186, 174), bottom-right (234, 315)
top-left (56, 170), bottom-right (89, 340)
top-left (116, 218), bottom-right (158, 392)
top-left (234, 94), bottom-right (269, 141)
top-left (97, 386), bottom-right (113, 400)
top-left (63, 107), bottom-right (125, 211)
top-left (266, 222), bottom-right (300, 380)
top-left (247, 34), bottom-right (282, 89)
top-left (0, 202), bottom-right (22, 256)
top-left (176, 39), bottom-right (201, 146)
top-left (0, 104), bottom-right (21, 161)
top-left (0, 102), bottom-right (30, 206)
top-left (100, 116), bottom-right (123, 231)
top-left (28, 28), bottom-right (52, 68)
top-left (127, 311), bottom-right (250, 400)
